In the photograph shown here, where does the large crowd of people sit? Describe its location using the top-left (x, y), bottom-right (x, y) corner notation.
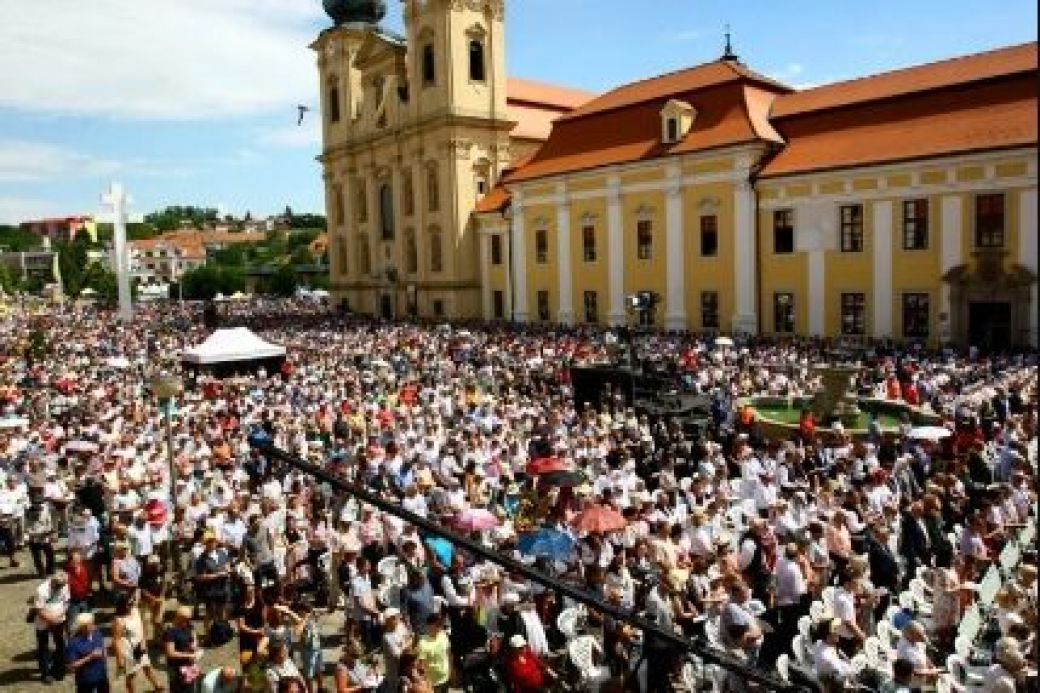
top-left (0, 299), bottom-right (1036, 693)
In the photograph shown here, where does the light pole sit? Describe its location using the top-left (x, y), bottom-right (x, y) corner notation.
top-left (151, 374), bottom-right (183, 505)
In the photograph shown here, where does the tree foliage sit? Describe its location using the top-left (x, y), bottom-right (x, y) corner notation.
top-left (179, 264), bottom-right (245, 300)
top-left (144, 206), bottom-right (219, 232)
top-left (0, 224), bottom-right (43, 251)
top-left (263, 264), bottom-right (299, 297)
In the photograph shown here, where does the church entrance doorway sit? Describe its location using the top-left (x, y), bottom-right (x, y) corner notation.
top-left (968, 301), bottom-right (1012, 352)
top-left (380, 294), bottom-right (394, 320)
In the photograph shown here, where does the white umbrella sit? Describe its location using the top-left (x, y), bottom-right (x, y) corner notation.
top-left (714, 336), bottom-right (735, 347)
top-left (0, 417), bottom-right (30, 429)
top-left (908, 425), bottom-right (952, 442)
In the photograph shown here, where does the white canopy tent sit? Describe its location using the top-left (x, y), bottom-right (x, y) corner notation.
top-left (181, 327), bottom-right (286, 366)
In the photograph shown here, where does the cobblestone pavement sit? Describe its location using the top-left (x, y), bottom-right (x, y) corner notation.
top-left (0, 546), bottom-right (349, 692)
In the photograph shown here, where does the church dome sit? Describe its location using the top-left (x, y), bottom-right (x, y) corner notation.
top-left (323, 0), bottom-right (387, 25)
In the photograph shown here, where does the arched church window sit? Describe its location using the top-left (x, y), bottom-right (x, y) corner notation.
top-left (469, 40), bottom-right (486, 82)
top-left (379, 183), bottom-right (394, 240)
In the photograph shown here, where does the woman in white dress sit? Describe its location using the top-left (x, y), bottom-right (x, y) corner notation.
top-left (112, 591), bottom-right (164, 693)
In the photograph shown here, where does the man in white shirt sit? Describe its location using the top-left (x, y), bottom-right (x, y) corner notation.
top-left (775, 543), bottom-right (808, 646)
top-left (813, 619), bottom-right (852, 687)
top-left (895, 621), bottom-right (942, 683)
top-left (34, 571), bottom-right (71, 683)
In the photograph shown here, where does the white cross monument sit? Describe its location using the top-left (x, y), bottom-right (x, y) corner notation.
top-left (102, 182), bottom-right (134, 322)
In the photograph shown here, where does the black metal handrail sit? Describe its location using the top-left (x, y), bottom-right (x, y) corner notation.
top-left (250, 438), bottom-right (808, 692)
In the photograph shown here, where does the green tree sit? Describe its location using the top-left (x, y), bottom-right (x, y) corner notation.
top-left (180, 264), bottom-right (245, 300)
top-left (0, 225), bottom-right (44, 251)
top-left (94, 222), bottom-right (159, 243)
top-left (265, 264), bottom-right (299, 297)
top-left (54, 237), bottom-right (92, 297)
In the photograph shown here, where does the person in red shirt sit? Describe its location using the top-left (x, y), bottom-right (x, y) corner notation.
top-left (502, 635), bottom-right (555, 693)
top-left (66, 550), bottom-right (94, 630)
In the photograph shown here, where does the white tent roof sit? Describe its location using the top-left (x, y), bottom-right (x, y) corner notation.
top-left (181, 327), bottom-right (286, 365)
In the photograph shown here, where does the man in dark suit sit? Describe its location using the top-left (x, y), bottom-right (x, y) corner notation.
top-left (898, 501), bottom-right (931, 589)
top-left (865, 521), bottom-right (900, 620)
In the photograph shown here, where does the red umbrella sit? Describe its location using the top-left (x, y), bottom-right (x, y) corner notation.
top-left (572, 505), bottom-right (628, 534)
top-left (526, 457), bottom-right (571, 475)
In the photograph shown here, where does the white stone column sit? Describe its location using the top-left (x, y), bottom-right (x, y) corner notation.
top-left (1020, 187), bottom-right (1038, 346)
top-left (510, 191), bottom-right (529, 322)
top-left (939, 195), bottom-right (963, 344)
top-left (479, 231), bottom-right (492, 320)
top-left (732, 176), bottom-right (757, 334)
top-left (606, 176), bottom-right (625, 326)
top-left (555, 183), bottom-right (575, 325)
top-left (664, 165), bottom-right (686, 331)
top-left (872, 200), bottom-right (894, 339)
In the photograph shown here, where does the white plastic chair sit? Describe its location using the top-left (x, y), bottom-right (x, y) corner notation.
top-left (377, 556), bottom-right (407, 586)
top-left (809, 600), bottom-right (826, 623)
top-left (776, 653), bottom-right (791, 683)
top-left (797, 615), bottom-right (811, 639)
top-left (791, 634), bottom-right (810, 666)
top-left (568, 635), bottom-right (610, 693)
top-left (822, 586), bottom-right (836, 612)
top-left (946, 654), bottom-right (985, 691)
top-left (556, 607), bottom-right (582, 641)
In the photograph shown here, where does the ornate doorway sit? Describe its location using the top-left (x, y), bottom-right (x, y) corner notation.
top-left (944, 255), bottom-right (1036, 350)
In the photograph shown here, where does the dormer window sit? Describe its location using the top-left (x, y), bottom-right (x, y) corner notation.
top-left (660, 99), bottom-right (696, 144)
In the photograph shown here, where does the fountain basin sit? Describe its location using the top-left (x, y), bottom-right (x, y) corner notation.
top-left (743, 395), bottom-right (942, 441)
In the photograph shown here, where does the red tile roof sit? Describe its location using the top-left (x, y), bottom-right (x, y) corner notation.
top-left (771, 42), bottom-right (1038, 119)
top-left (760, 71), bottom-right (1037, 177)
top-left (506, 78), bottom-right (595, 142)
top-left (505, 62), bottom-right (790, 183)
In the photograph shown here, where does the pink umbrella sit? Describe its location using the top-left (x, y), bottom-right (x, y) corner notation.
top-left (572, 505), bottom-right (628, 534)
top-left (456, 508), bottom-right (499, 532)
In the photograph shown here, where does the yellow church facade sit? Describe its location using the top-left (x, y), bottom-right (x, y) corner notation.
top-left (314, 2), bottom-right (1038, 349)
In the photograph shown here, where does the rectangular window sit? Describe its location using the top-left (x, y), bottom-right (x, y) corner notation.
top-left (492, 290), bottom-right (505, 319)
top-left (536, 290), bottom-right (550, 322)
top-left (700, 291), bottom-right (719, 330)
top-left (700, 215), bottom-right (718, 257)
top-left (636, 220), bottom-right (653, 260)
top-left (774, 292), bottom-right (795, 333)
top-left (774, 209), bottom-right (794, 254)
top-left (358, 238), bottom-right (371, 276)
top-left (582, 225), bottom-right (596, 262)
top-left (666, 118), bottom-right (678, 143)
top-left (902, 199), bottom-right (929, 250)
top-left (535, 229), bottom-right (549, 264)
top-left (840, 292), bottom-right (866, 336)
top-left (583, 291), bottom-right (599, 324)
top-left (432, 299), bottom-right (444, 318)
top-left (403, 176), bottom-right (414, 217)
top-left (332, 184), bottom-right (345, 225)
top-left (902, 293), bottom-right (930, 340)
top-left (355, 181), bottom-right (368, 223)
top-left (490, 235), bottom-right (502, 265)
top-left (840, 204), bottom-right (864, 252)
top-left (975, 193), bottom-right (1005, 248)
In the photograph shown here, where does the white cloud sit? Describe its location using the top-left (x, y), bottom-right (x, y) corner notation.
top-left (0, 138), bottom-right (195, 183)
top-left (0, 139), bottom-right (122, 182)
top-left (0, 196), bottom-right (65, 224)
top-left (0, 0), bottom-right (323, 120)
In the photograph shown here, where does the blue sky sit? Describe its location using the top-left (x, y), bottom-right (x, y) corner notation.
top-left (0, 0), bottom-right (1035, 224)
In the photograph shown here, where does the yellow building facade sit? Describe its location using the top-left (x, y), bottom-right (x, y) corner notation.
top-left (473, 41), bottom-right (1037, 349)
top-left (314, 4), bottom-right (1037, 348)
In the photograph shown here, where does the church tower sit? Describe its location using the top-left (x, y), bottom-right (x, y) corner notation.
top-left (316, 0), bottom-right (514, 319)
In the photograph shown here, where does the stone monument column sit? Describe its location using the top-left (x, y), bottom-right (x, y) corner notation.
top-left (102, 182), bottom-right (133, 322)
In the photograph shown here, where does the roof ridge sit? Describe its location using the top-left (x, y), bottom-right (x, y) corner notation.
top-left (775, 40), bottom-right (1038, 116)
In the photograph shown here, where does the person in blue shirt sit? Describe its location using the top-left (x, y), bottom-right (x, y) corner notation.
top-left (66, 612), bottom-right (109, 693)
